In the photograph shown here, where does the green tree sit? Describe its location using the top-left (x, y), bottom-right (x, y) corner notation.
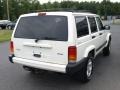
top-left (0, 0), bottom-right (120, 20)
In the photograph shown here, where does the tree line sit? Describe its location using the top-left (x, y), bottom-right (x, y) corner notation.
top-left (0, 0), bottom-right (120, 21)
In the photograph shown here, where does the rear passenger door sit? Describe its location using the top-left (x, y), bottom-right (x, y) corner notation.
top-left (88, 17), bottom-right (101, 51)
top-left (75, 16), bottom-right (90, 44)
top-left (75, 16), bottom-right (91, 61)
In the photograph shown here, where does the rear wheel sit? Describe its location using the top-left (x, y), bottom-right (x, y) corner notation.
top-left (74, 54), bottom-right (94, 83)
top-left (8, 26), bottom-right (12, 30)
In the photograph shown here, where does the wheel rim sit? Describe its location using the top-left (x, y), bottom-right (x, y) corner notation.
top-left (86, 59), bottom-right (93, 78)
top-left (8, 26), bottom-right (11, 29)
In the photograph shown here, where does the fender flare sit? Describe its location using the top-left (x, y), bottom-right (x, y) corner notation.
top-left (106, 33), bottom-right (111, 47)
top-left (84, 45), bottom-right (96, 58)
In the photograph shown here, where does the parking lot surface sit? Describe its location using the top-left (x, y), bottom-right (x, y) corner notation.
top-left (0, 25), bottom-right (120, 90)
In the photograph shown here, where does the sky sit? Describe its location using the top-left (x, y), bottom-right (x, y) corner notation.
top-left (39, 0), bottom-right (120, 4)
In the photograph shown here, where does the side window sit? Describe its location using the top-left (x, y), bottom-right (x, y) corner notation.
top-left (96, 17), bottom-right (104, 30)
top-left (88, 17), bottom-right (97, 33)
top-left (75, 16), bottom-right (89, 38)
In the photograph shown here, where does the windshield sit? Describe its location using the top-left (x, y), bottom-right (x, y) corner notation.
top-left (14, 16), bottom-right (68, 41)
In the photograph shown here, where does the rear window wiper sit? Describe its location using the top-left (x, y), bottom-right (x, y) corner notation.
top-left (35, 37), bottom-right (57, 43)
top-left (35, 38), bottom-right (41, 43)
top-left (43, 37), bottom-right (57, 40)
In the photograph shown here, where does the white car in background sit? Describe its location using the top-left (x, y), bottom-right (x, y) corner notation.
top-left (0, 20), bottom-right (11, 29)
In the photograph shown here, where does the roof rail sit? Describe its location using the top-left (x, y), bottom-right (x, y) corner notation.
top-left (30, 8), bottom-right (93, 13)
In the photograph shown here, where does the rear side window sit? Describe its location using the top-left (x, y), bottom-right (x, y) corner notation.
top-left (96, 17), bottom-right (104, 30)
top-left (75, 16), bottom-right (89, 37)
top-left (14, 16), bottom-right (68, 41)
top-left (88, 17), bottom-right (97, 33)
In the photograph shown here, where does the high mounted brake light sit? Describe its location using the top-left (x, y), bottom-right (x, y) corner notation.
top-left (38, 13), bottom-right (46, 16)
top-left (68, 46), bottom-right (77, 62)
top-left (10, 41), bottom-right (14, 54)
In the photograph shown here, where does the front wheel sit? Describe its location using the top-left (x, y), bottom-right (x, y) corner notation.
top-left (103, 40), bottom-right (111, 56)
top-left (1, 26), bottom-right (6, 29)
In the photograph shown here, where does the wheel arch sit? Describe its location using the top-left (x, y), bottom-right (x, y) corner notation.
top-left (106, 33), bottom-right (111, 47)
top-left (84, 45), bottom-right (96, 58)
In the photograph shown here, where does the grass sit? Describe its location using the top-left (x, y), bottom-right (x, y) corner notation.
top-left (0, 30), bottom-right (13, 42)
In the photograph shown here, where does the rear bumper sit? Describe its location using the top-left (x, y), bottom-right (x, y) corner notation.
top-left (9, 56), bottom-right (87, 74)
top-left (10, 57), bottom-right (66, 73)
top-left (66, 58), bottom-right (87, 75)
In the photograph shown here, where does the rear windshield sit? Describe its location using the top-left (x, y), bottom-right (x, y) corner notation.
top-left (14, 16), bottom-right (68, 41)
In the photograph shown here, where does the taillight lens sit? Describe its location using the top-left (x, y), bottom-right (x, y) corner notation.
top-left (10, 41), bottom-right (14, 54)
top-left (38, 13), bottom-right (46, 16)
top-left (68, 46), bottom-right (77, 62)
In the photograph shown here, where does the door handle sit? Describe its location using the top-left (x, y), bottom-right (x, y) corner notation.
top-left (33, 54), bottom-right (41, 58)
top-left (99, 33), bottom-right (103, 35)
top-left (92, 36), bottom-right (96, 39)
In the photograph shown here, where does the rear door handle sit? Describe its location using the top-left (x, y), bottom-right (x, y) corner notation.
top-left (92, 36), bottom-right (96, 39)
top-left (33, 54), bottom-right (41, 58)
top-left (99, 33), bottom-right (103, 35)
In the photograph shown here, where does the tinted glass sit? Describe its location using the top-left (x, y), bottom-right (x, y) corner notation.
top-left (96, 17), bottom-right (104, 30)
top-left (88, 17), bottom-right (97, 33)
top-left (14, 16), bottom-right (68, 41)
top-left (75, 16), bottom-right (89, 37)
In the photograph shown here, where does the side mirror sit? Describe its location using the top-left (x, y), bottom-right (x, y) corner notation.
top-left (104, 25), bottom-right (110, 30)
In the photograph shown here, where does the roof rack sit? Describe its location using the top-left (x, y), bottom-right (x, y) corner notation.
top-left (30, 8), bottom-right (93, 14)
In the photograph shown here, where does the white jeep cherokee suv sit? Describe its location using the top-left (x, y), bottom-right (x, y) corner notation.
top-left (9, 11), bottom-right (111, 82)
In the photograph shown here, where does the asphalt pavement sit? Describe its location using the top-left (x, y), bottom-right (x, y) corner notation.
top-left (0, 25), bottom-right (120, 90)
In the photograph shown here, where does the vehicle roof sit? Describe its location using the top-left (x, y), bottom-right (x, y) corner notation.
top-left (72, 12), bottom-right (98, 16)
top-left (20, 11), bottom-right (99, 17)
top-left (0, 20), bottom-right (10, 22)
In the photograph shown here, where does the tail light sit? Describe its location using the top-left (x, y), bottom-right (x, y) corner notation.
top-left (68, 46), bottom-right (77, 62)
top-left (38, 13), bottom-right (46, 16)
top-left (10, 41), bottom-right (14, 54)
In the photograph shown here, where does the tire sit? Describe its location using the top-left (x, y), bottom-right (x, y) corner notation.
top-left (74, 54), bottom-right (94, 83)
top-left (103, 40), bottom-right (111, 56)
top-left (1, 26), bottom-right (6, 29)
top-left (8, 26), bottom-right (12, 30)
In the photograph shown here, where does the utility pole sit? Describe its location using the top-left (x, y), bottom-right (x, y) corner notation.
top-left (7, 0), bottom-right (10, 20)
top-left (104, 0), bottom-right (108, 20)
